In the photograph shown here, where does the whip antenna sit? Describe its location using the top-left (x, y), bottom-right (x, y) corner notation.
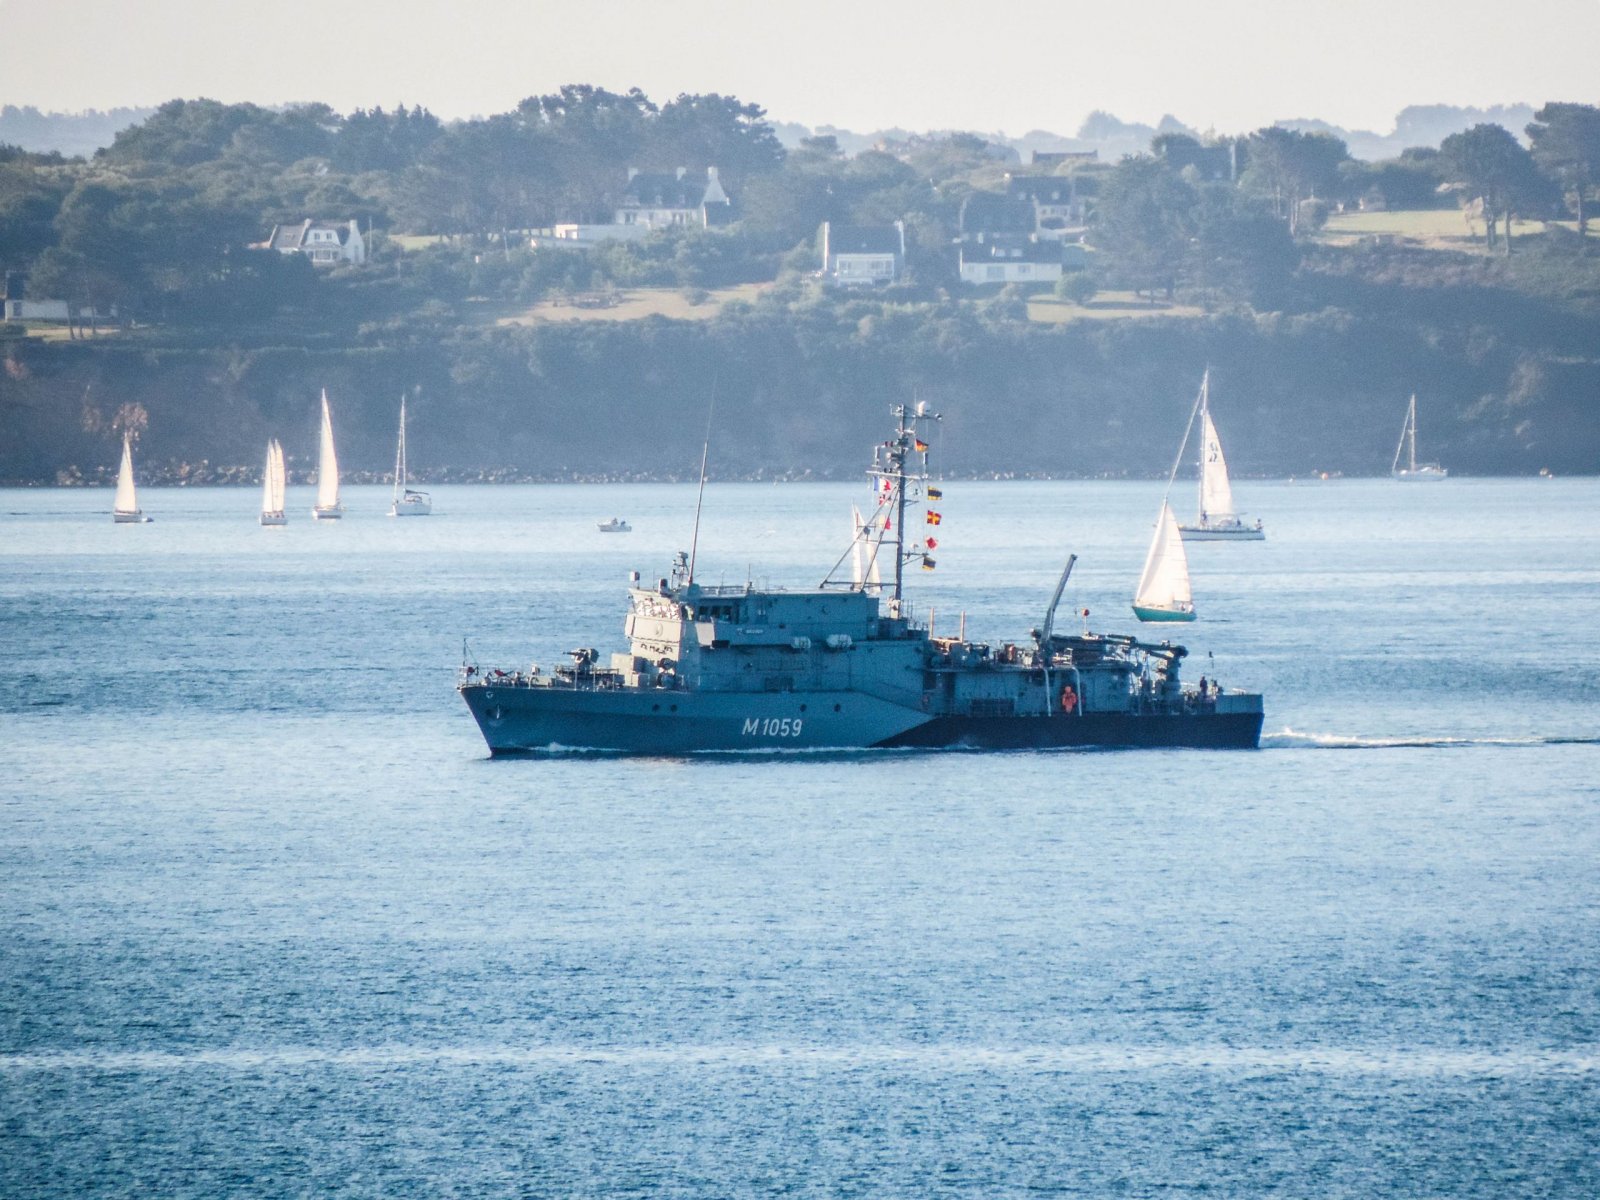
top-left (687, 376), bottom-right (718, 584)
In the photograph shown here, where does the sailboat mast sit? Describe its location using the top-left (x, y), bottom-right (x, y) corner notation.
top-left (1196, 370), bottom-right (1209, 521)
top-left (1408, 394), bottom-right (1418, 472)
top-left (394, 397), bottom-right (407, 501)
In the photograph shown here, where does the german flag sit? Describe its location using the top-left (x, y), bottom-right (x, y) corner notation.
top-left (926, 486), bottom-right (943, 500)
top-left (914, 438), bottom-right (929, 453)
top-left (926, 511), bottom-right (942, 526)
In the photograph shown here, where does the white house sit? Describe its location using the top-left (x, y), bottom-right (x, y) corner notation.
top-left (615, 167), bottom-right (732, 230)
top-left (819, 221), bottom-right (905, 286)
top-left (261, 219), bottom-right (367, 265)
top-left (958, 235), bottom-right (1063, 285)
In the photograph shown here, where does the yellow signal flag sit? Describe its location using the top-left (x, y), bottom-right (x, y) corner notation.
top-left (926, 486), bottom-right (943, 500)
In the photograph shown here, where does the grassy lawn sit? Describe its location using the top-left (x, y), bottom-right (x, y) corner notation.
top-left (477, 283), bottom-right (770, 326)
top-left (384, 233), bottom-right (452, 252)
top-left (1318, 208), bottom-right (1592, 249)
top-left (1029, 290), bottom-right (1206, 323)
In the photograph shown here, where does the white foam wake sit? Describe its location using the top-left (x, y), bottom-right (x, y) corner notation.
top-left (1263, 727), bottom-right (1598, 750)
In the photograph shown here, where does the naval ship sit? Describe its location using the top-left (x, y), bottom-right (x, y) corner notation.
top-left (459, 404), bottom-right (1264, 754)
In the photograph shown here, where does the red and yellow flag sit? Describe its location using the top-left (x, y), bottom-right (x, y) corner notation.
top-left (926, 511), bottom-right (942, 526)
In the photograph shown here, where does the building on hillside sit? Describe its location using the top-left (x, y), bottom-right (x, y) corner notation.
top-left (818, 221), bottom-right (905, 286)
top-left (537, 223), bottom-right (655, 249)
top-left (259, 219), bottom-right (366, 266)
top-left (958, 235), bottom-right (1064, 285)
top-left (958, 192), bottom-right (1036, 239)
top-left (615, 166), bottom-right (732, 230)
top-left (1005, 174), bottom-right (1089, 238)
top-left (2, 270), bottom-right (112, 322)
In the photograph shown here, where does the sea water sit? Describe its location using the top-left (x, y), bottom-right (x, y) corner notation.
top-left (2, 479), bottom-right (1596, 1198)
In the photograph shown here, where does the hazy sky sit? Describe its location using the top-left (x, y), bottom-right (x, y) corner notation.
top-left (3, 0), bottom-right (1597, 136)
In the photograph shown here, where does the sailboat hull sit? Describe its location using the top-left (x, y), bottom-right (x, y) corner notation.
top-left (1179, 523), bottom-right (1265, 541)
top-left (312, 506), bottom-right (343, 520)
top-left (389, 493), bottom-right (431, 517)
top-left (1392, 468), bottom-right (1448, 481)
top-left (1132, 604), bottom-right (1197, 623)
top-left (260, 512), bottom-right (287, 527)
top-left (113, 511), bottom-right (152, 524)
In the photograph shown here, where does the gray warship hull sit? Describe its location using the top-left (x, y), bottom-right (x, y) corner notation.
top-left (460, 678), bottom-right (1263, 755)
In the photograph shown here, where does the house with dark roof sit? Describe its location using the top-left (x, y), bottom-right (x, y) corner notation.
top-left (958, 234), bottom-right (1064, 285)
top-left (818, 221), bottom-right (905, 286)
top-left (958, 193), bottom-right (1036, 239)
top-left (615, 166), bottom-right (732, 230)
top-left (1005, 174), bottom-right (1088, 238)
top-left (259, 219), bottom-right (366, 265)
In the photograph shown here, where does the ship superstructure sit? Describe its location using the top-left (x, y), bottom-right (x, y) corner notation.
top-left (459, 403), bottom-right (1263, 754)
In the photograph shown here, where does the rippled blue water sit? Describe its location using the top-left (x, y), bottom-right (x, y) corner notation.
top-left (3, 479), bottom-right (1597, 1197)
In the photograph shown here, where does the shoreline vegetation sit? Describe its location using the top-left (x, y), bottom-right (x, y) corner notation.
top-left (3, 92), bottom-right (1599, 482)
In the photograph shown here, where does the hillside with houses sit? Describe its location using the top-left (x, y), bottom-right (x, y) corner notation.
top-left (2, 89), bottom-right (1599, 483)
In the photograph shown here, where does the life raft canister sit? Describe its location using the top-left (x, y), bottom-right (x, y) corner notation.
top-left (1060, 684), bottom-right (1077, 714)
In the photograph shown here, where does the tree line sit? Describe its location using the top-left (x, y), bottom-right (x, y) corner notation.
top-left (3, 90), bottom-right (1599, 331)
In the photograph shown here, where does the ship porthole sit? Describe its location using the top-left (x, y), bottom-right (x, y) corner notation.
top-left (670, 704), bottom-right (678, 712)
top-left (799, 704), bottom-right (807, 713)
top-left (652, 703), bottom-right (660, 712)
top-left (833, 704), bottom-right (841, 712)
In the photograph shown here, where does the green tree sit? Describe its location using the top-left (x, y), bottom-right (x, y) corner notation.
top-left (1526, 102), bottom-right (1600, 245)
top-left (1439, 123), bottom-right (1547, 254)
top-left (1092, 155), bottom-right (1195, 299)
top-left (1241, 128), bottom-right (1348, 235)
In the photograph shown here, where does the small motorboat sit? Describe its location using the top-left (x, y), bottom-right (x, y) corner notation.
top-left (598, 518), bottom-right (631, 533)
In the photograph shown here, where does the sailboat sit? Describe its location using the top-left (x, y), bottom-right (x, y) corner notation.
top-left (1392, 394), bottom-right (1447, 480)
top-left (112, 432), bottom-right (153, 523)
top-left (388, 396), bottom-right (431, 517)
top-left (1176, 371), bottom-right (1264, 540)
top-left (260, 439), bottom-right (287, 526)
top-left (312, 389), bottom-right (343, 520)
top-left (1132, 502), bottom-right (1196, 622)
top-left (850, 504), bottom-right (884, 591)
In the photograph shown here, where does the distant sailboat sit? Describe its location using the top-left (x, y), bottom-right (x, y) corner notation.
top-left (112, 432), bottom-right (152, 523)
top-left (260, 439), bottom-right (287, 526)
top-left (312, 389), bottom-right (343, 520)
top-left (1132, 502), bottom-right (1196, 622)
top-left (388, 396), bottom-right (431, 517)
top-left (1175, 371), bottom-right (1263, 540)
top-left (1392, 394), bottom-right (1447, 480)
top-left (850, 503), bottom-right (884, 591)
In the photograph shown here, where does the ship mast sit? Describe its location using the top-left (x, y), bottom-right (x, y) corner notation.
top-left (873, 399), bottom-right (938, 604)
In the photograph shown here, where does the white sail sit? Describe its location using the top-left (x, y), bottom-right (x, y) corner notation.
top-left (1134, 503), bottom-right (1193, 614)
top-left (315, 390), bottom-right (341, 514)
top-left (261, 439), bottom-right (286, 514)
top-left (114, 433), bottom-right (139, 515)
top-left (1198, 409), bottom-right (1236, 521)
top-left (392, 397), bottom-right (407, 503)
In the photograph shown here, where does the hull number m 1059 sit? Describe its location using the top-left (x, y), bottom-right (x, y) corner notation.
top-left (743, 717), bottom-right (802, 738)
